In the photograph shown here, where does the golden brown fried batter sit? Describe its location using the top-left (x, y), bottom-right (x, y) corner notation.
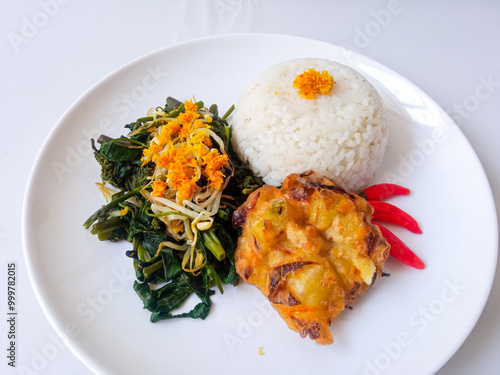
top-left (233, 171), bottom-right (390, 345)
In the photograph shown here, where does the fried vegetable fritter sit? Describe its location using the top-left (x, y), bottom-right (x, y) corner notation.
top-left (233, 171), bottom-right (390, 345)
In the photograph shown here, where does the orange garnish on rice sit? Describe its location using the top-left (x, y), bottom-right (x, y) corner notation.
top-left (293, 68), bottom-right (334, 99)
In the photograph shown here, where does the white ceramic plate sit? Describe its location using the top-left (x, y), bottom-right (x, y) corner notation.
top-left (23, 34), bottom-right (497, 375)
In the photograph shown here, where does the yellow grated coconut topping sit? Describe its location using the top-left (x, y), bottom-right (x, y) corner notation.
top-left (292, 68), bottom-right (334, 99)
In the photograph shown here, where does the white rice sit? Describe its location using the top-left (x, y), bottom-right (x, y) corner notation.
top-left (230, 58), bottom-right (388, 192)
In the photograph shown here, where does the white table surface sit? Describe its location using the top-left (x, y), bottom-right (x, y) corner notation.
top-left (2, 1), bottom-right (499, 374)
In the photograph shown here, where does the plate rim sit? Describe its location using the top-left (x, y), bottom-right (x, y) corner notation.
top-left (22, 32), bottom-right (499, 375)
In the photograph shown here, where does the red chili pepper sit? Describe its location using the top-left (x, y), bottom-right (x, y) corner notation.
top-left (374, 223), bottom-right (425, 269)
top-left (362, 183), bottom-right (410, 201)
top-left (369, 200), bottom-right (422, 234)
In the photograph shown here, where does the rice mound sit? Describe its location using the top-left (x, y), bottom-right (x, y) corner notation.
top-left (230, 58), bottom-right (388, 192)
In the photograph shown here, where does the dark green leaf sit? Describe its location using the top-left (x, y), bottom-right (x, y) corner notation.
top-left (162, 248), bottom-right (182, 281)
top-left (134, 273), bottom-right (213, 322)
top-left (99, 140), bottom-right (143, 162)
